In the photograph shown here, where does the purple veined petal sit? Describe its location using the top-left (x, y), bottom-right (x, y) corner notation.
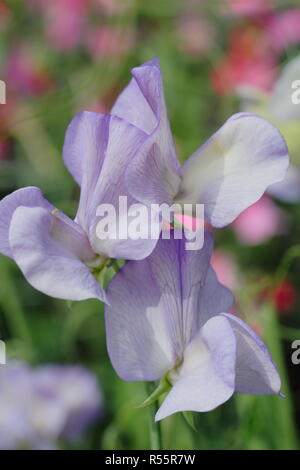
top-left (62, 110), bottom-right (109, 186)
top-left (197, 266), bottom-right (234, 328)
top-left (73, 114), bottom-right (162, 260)
top-left (114, 58), bottom-right (181, 206)
top-left (64, 112), bottom-right (152, 246)
top-left (177, 113), bottom-right (289, 227)
top-left (268, 164), bottom-right (300, 203)
top-left (105, 232), bottom-right (222, 381)
top-left (221, 313), bottom-right (281, 395)
top-left (0, 187), bottom-right (54, 259)
top-left (9, 206), bottom-right (107, 303)
top-left (105, 245), bottom-right (179, 382)
top-left (125, 142), bottom-right (181, 207)
top-left (155, 315), bottom-right (236, 421)
top-left (111, 57), bottom-right (160, 135)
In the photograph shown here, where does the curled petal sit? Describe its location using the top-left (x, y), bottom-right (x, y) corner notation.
top-left (268, 164), bottom-right (300, 203)
top-left (105, 233), bottom-right (230, 381)
top-left (221, 313), bottom-right (281, 395)
top-left (0, 187), bottom-right (54, 258)
top-left (9, 206), bottom-right (106, 303)
top-left (155, 316), bottom-right (236, 421)
top-left (115, 58), bottom-right (181, 206)
top-left (111, 57), bottom-right (161, 135)
top-left (178, 113), bottom-right (289, 227)
top-left (62, 111), bottom-right (108, 186)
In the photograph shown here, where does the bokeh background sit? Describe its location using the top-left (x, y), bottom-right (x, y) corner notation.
top-left (1, 0), bottom-right (300, 450)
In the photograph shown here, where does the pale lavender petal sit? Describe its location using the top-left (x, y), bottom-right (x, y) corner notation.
top-left (125, 142), bottom-right (181, 207)
top-left (115, 58), bottom-right (181, 206)
top-left (62, 111), bottom-right (108, 186)
top-left (63, 111), bottom-right (158, 260)
top-left (155, 315), bottom-right (236, 421)
top-left (197, 266), bottom-right (234, 327)
top-left (111, 57), bottom-right (160, 135)
top-left (178, 113), bottom-right (289, 227)
top-left (9, 206), bottom-right (106, 302)
top-left (105, 247), bottom-right (178, 382)
top-left (84, 116), bottom-right (159, 260)
top-left (268, 54), bottom-right (300, 122)
top-left (221, 313), bottom-right (281, 395)
top-left (0, 187), bottom-right (54, 258)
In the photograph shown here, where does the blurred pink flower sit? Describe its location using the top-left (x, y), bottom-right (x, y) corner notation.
top-left (225, 0), bottom-right (273, 17)
top-left (212, 24), bottom-right (276, 94)
top-left (232, 195), bottom-right (285, 245)
top-left (212, 25), bottom-right (276, 94)
top-left (5, 45), bottom-right (54, 97)
top-left (266, 9), bottom-right (300, 53)
top-left (29, 0), bottom-right (87, 51)
top-left (177, 17), bottom-right (215, 56)
top-left (213, 9), bottom-right (300, 95)
top-left (86, 25), bottom-right (134, 60)
top-left (211, 250), bottom-right (238, 290)
top-left (212, 55), bottom-right (275, 95)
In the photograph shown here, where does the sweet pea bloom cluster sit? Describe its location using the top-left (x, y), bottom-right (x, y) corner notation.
top-left (0, 59), bottom-right (288, 421)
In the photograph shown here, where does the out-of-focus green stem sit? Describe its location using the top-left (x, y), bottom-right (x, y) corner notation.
top-left (145, 382), bottom-right (162, 450)
top-left (275, 245), bottom-right (300, 283)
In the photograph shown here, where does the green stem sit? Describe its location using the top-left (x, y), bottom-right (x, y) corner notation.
top-left (0, 259), bottom-right (34, 358)
top-left (275, 245), bottom-right (300, 283)
top-left (146, 382), bottom-right (162, 450)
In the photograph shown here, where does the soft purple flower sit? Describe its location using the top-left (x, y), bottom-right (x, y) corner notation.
top-left (105, 232), bottom-right (281, 421)
top-left (113, 58), bottom-right (289, 228)
top-left (33, 365), bottom-right (102, 441)
top-left (0, 361), bottom-right (102, 449)
top-left (0, 58), bottom-right (289, 302)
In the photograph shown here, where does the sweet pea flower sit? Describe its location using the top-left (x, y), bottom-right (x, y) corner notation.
top-left (105, 232), bottom-right (281, 421)
top-left (0, 109), bottom-right (157, 302)
top-left (0, 58), bottom-right (289, 302)
top-left (211, 27), bottom-right (276, 95)
top-left (116, 59), bottom-right (288, 228)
